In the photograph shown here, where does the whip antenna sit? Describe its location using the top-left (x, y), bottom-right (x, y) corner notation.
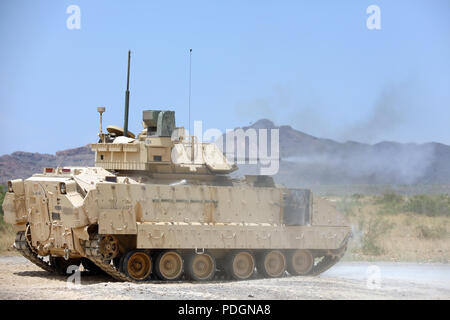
top-left (188, 48), bottom-right (192, 137)
top-left (123, 50), bottom-right (131, 137)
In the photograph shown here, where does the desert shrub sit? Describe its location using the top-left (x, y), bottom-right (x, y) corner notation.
top-left (415, 225), bottom-right (448, 240)
top-left (0, 186), bottom-right (15, 251)
top-left (0, 217), bottom-right (13, 233)
top-left (360, 216), bottom-right (394, 255)
top-left (374, 192), bottom-right (405, 215)
top-left (336, 197), bottom-right (362, 217)
top-left (374, 193), bottom-right (450, 217)
top-left (375, 192), bottom-right (404, 205)
top-left (404, 215), bottom-right (414, 226)
top-left (336, 201), bottom-right (354, 217)
top-left (0, 185), bottom-right (12, 232)
top-left (0, 185), bottom-right (5, 216)
top-left (404, 194), bottom-right (450, 217)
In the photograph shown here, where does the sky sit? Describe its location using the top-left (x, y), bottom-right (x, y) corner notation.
top-left (0, 0), bottom-right (449, 155)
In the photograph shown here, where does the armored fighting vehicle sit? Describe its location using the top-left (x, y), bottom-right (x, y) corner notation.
top-left (2, 52), bottom-right (351, 282)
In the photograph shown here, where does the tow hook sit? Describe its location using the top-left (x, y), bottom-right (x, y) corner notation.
top-left (64, 248), bottom-right (70, 260)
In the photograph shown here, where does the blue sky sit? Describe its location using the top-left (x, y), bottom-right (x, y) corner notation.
top-left (0, 0), bottom-right (449, 155)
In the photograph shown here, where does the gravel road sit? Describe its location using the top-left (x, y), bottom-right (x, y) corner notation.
top-left (0, 256), bottom-right (448, 300)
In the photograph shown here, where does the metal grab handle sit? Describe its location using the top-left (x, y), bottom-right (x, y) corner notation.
top-left (195, 248), bottom-right (205, 254)
top-left (221, 233), bottom-right (236, 240)
top-left (147, 232), bottom-right (165, 239)
top-left (257, 233), bottom-right (271, 240)
top-left (110, 222), bottom-right (127, 231)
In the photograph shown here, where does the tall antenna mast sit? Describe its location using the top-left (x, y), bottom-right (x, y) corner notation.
top-left (188, 48), bottom-right (192, 137)
top-left (123, 50), bottom-right (131, 137)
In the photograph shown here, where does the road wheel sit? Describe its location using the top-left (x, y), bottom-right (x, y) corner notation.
top-left (185, 252), bottom-right (216, 281)
top-left (122, 250), bottom-right (152, 281)
top-left (155, 250), bottom-right (184, 281)
top-left (99, 235), bottom-right (119, 260)
top-left (256, 250), bottom-right (286, 278)
top-left (225, 250), bottom-right (255, 280)
top-left (286, 249), bottom-right (314, 276)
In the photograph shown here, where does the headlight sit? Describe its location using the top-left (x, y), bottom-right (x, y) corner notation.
top-left (59, 182), bottom-right (67, 194)
top-left (7, 181), bottom-right (13, 193)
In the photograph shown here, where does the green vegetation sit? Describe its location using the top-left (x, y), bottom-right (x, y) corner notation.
top-left (359, 216), bottom-right (394, 255)
top-left (0, 185), bottom-right (10, 232)
top-left (0, 185), bottom-right (15, 252)
top-left (350, 193), bottom-right (364, 200)
top-left (415, 224), bottom-right (448, 240)
top-left (375, 192), bottom-right (450, 217)
top-left (375, 192), bottom-right (404, 205)
top-left (337, 192), bottom-right (449, 261)
top-left (404, 194), bottom-right (450, 217)
top-left (0, 185), bottom-right (6, 229)
top-left (336, 197), bottom-right (363, 217)
top-left (0, 185), bottom-right (5, 216)
top-left (375, 192), bottom-right (406, 215)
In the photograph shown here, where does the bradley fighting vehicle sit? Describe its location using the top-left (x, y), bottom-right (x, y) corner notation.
top-left (2, 52), bottom-right (351, 282)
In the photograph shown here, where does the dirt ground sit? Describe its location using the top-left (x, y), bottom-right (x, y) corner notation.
top-left (0, 256), bottom-right (448, 300)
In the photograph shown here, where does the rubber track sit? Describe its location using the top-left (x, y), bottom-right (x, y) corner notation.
top-left (83, 234), bottom-right (138, 283)
top-left (14, 231), bottom-right (56, 274)
top-left (309, 255), bottom-right (341, 276)
top-left (309, 245), bottom-right (348, 276)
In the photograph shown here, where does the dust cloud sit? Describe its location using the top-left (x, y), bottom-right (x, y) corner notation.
top-left (233, 84), bottom-right (438, 185)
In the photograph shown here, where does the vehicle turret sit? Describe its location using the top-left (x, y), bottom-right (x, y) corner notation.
top-left (91, 109), bottom-right (237, 175)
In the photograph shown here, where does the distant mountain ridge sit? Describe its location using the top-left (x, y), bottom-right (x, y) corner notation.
top-left (1, 119), bottom-right (449, 186)
top-left (235, 119), bottom-right (450, 187)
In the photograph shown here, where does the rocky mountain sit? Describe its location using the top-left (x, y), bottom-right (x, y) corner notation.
top-left (1, 120), bottom-right (449, 187)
